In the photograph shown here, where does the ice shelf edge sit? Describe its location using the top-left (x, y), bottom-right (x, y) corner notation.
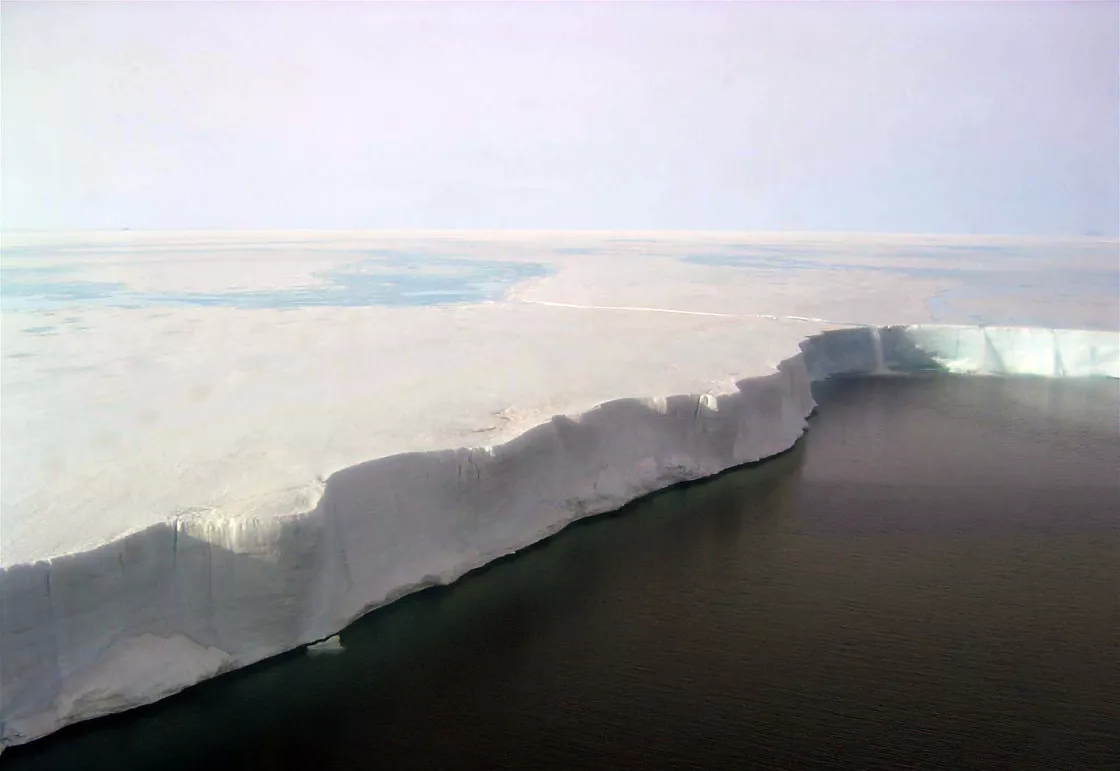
top-left (1, 324), bottom-right (1117, 748)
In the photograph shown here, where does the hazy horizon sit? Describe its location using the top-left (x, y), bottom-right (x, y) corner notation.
top-left (3, 2), bottom-right (1118, 236)
top-left (3, 227), bottom-right (1117, 238)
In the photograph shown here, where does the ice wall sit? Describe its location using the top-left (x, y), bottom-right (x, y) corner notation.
top-left (1, 324), bottom-right (1117, 749)
top-left (800, 325), bottom-right (1120, 381)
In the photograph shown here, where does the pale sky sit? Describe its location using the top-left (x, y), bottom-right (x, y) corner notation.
top-left (2, 1), bottom-right (1117, 235)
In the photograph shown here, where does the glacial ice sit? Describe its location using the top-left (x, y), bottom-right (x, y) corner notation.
top-left (1, 323), bottom-right (1116, 749)
top-left (2, 232), bottom-right (1118, 750)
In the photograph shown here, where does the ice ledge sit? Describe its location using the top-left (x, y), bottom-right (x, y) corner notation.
top-left (1, 324), bottom-right (1117, 749)
top-left (799, 324), bottom-right (1119, 381)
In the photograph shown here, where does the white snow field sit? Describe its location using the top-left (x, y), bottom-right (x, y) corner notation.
top-left (1, 232), bottom-right (1117, 749)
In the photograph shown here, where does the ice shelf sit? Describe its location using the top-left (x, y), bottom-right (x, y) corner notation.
top-left (2, 232), bottom-right (1118, 749)
top-left (1, 323), bottom-right (1116, 748)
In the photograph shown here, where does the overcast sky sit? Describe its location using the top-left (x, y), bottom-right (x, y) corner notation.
top-left (2, 2), bottom-right (1117, 234)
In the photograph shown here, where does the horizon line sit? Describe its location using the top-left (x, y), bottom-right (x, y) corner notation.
top-left (2, 228), bottom-right (1116, 240)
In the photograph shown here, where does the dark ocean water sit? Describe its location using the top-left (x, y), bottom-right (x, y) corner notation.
top-left (7, 375), bottom-right (1119, 770)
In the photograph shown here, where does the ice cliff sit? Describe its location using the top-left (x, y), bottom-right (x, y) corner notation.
top-left (1, 324), bottom-right (1117, 749)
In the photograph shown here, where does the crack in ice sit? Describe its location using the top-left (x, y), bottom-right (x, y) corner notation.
top-left (515, 298), bottom-right (867, 327)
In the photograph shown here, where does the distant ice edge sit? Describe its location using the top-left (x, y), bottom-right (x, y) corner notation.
top-left (2, 324), bottom-right (1117, 749)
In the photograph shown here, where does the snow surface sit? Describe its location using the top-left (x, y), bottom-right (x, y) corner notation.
top-left (1, 232), bottom-right (1117, 748)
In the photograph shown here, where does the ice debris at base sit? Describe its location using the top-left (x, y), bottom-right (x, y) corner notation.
top-left (1, 324), bottom-right (1117, 750)
top-left (306, 636), bottom-right (345, 656)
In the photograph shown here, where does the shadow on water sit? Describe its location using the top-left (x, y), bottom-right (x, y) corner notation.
top-left (6, 376), bottom-right (1119, 770)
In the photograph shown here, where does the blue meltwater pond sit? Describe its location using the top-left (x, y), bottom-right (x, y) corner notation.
top-left (0, 249), bottom-right (551, 312)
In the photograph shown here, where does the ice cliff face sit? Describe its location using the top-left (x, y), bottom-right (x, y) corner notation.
top-left (1, 324), bottom-right (1117, 749)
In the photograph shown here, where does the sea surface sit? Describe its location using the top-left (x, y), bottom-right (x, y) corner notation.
top-left (6, 374), bottom-right (1119, 770)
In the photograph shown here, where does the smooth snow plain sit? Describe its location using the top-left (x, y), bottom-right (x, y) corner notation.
top-left (1, 232), bottom-right (1117, 749)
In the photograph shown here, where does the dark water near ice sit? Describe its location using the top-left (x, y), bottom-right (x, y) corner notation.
top-left (7, 376), bottom-right (1119, 770)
